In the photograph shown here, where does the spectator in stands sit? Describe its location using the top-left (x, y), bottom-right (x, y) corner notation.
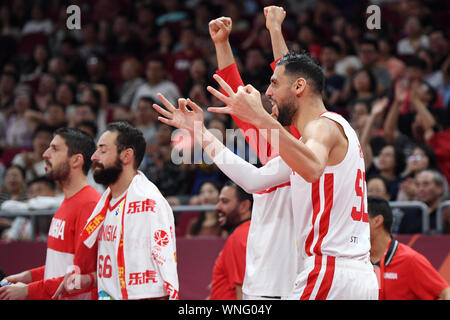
top-left (11, 124), bottom-right (53, 182)
top-left (131, 57), bottom-right (180, 111)
top-left (154, 26), bottom-right (177, 59)
top-left (368, 143), bottom-right (406, 201)
top-left (0, 71), bottom-right (18, 115)
top-left (241, 47), bottom-right (272, 93)
top-left (118, 58), bottom-right (145, 108)
top-left (54, 81), bottom-right (76, 113)
top-left (43, 103), bottom-right (67, 130)
top-left (34, 73), bottom-right (57, 112)
top-left (368, 195), bottom-right (450, 300)
top-left (429, 28), bottom-right (449, 72)
top-left (78, 21), bottom-right (106, 60)
top-left (209, 181), bottom-right (252, 300)
top-left (182, 58), bottom-right (213, 97)
top-left (47, 55), bottom-right (68, 80)
top-left (110, 15), bottom-right (141, 56)
top-left (0, 164), bottom-right (27, 234)
top-left (397, 145), bottom-right (439, 201)
top-left (169, 25), bottom-right (205, 91)
top-left (1, 177), bottom-right (63, 241)
top-left (333, 34), bottom-right (362, 77)
top-left (405, 169), bottom-right (450, 233)
top-left (396, 15), bottom-right (429, 56)
top-left (0, 4), bottom-right (21, 40)
top-left (346, 67), bottom-right (378, 114)
top-left (134, 96), bottom-right (158, 144)
top-left (21, 43), bottom-right (49, 83)
top-left (356, 38), bottom-right (392, 96)
top-left (1, 91), bottom-right (36, 150)
top-left (132, 4), bottom-right (158, 53)
top-left (21, 2), bottom-right (53, 36)
top-left (377, 37), bottom-right (406, 83)
top-left (85, 53), bottom-right (115, 102)
top-left (321, 41), bottom-right (347, 112)
top-left (186, 180), bottom-right (223, 238)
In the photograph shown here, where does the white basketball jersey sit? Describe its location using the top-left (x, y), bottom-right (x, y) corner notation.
top-left (243, 183), bottom-right (299, 297)
top-left (290, 112), bottom-right (371, 265)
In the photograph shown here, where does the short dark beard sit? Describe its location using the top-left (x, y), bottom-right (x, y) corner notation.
top-left (277, 100), bottom-right (297, 126)
top-left (45, 160), bottom-right (70, 182)
top-left (92, 157), bottom-right (123, 187)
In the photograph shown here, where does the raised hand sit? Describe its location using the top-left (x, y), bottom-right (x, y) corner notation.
top-left (153, 93), bottom-right (205, 135)
top-left (207, 74), bottom-right (268, 126)
top-left (209, 17), bottom-right (232, 44)
top-left (370, 96), bottom-right (389, 116)
top-left (264, 6), bottom-right (286, 31)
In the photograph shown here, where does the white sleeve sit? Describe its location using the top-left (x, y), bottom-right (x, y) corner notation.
top-left (213, 147), bottom-right (291, 194)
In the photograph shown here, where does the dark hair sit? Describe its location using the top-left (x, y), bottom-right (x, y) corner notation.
top-left (5, 164), bottom-right (26, 180)
top-left (359, 38), bottom-right (379, 52)
top-left (406, 56), bottom-right (427, 71)
top-left (223, 181), bottom-right (253, 209)
top-left (78, 120), bottom-right (98, 138)
top-left (367, 195), bottom-right (393, 233)
top-left (276, 51), bottom-right (325, 94)
top-left (1, 71), bottom-right (19, 83)
top-left (27, 176), bottom-right (56, 191)
top-left (106, 121), bottom-right (146, 169)
top-left (322, 41), bottom-right (342, 55)
top-left (354, 67), bottom-right (377, 92)
top-left (32, 124), bottom-right (54, 140)
top-left (54, 127), bottom-right (96, 175)
top-left (382, 143), bottom-right (406, 177)
top-left (138, 96), bottom-right (157, 106)
top-left (367, 174), bottom-right (392, 196)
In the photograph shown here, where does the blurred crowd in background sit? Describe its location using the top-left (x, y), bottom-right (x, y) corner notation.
top-left (0, 0), bottom-right (449, 240)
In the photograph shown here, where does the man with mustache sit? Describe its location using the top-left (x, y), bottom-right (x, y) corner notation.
top-left (0, 128), bottom-right (101, 300)
top-left (210, 182), bottom-right (252, 300)
top-left (53, 121), bottom-right (178, 300)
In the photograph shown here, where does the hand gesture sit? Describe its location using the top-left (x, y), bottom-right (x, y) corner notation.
top-left (371, 97), bottom-right (389, 116)
top-left (394, 80), bottom-right (408, 104)
top-left (209, 17), bottom-right (232, 44)
top-left (153, 94), bottom-right (205, 136)
top-left (207, 74), bottom-right (267, 125)
top-left (264, 6), bottom-right (286, 31)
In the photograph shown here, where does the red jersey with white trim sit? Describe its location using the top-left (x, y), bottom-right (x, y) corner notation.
top-left (28, 186), bottom-right (101, 299)
top-left (382, 242), bottom-right (448, 300)
top-left (290, 112), bottom-right (371, 263)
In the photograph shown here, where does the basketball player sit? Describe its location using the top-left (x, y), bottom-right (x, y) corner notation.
top-left (208, 8), bottom-right (299, 299)
top-left (0, 128), bottom-right (101, 300)
top-left (206, 51), bottom-right (379, 299)
top-left (53, 122), bottom-right (178, 300)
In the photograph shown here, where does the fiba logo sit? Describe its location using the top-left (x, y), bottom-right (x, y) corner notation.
top-left (154, 230), bottom-right (170, 247)
top-left (366, 5), bottom-right (381, 30)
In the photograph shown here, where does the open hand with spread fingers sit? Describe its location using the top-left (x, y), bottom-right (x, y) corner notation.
top-left (152, 93), bottom-right (205, 135)
top-left (207, 74), bottom-right (270, 127)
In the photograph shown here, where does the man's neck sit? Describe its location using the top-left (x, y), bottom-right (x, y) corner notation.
top-left (293, 96), bottom-right (327, 134)
top-left (60, 173), bottom-right (88, 199)
top-left (109, 168), bottom-right (137, 199)
top-left (370, 231), bottom-right (391, 264)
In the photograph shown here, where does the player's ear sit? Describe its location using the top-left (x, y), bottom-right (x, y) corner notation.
top-left (120, 148), bottom-right (135, 166)
top-left (70, 153), bottom-right (84, 170)
top-left (293, 78), bottom-right (307, 96)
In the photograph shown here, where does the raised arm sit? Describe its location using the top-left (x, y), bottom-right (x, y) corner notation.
top-left (384, 81), bottom-right (406, 144)
top-left (264, 6), bottom-right (289, 61)
top-left (152, 95), bottom-right (290, 192)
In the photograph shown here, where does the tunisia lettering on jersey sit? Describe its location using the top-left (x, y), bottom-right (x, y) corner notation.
top-left (48, 217), bottom-right (65, 240)
top-left (98, 224), bottom-right (117, 242)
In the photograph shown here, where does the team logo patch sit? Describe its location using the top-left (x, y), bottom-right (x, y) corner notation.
top-left (154, 230), bottom-right (169, 247)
